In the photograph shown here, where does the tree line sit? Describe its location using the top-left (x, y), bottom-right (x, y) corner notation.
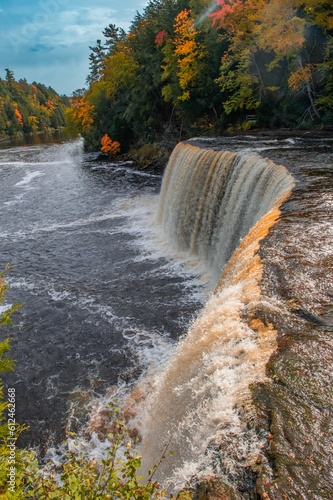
top-left (0, 69), bottom-right (69, 139)
top-left (67, 0), bottom-right (333, 152)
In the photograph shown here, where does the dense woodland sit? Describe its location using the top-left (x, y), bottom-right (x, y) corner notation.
top-left (0, 70), bottom-right (69, 139)
top-left (67, 0), bottom-right (333, 153)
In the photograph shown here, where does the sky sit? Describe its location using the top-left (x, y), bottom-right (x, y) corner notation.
top-left (0, 0), bottom-right (147, 95)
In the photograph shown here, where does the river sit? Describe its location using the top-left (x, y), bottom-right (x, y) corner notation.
top-left (0, 138), bottom-right (204, 448)
top-left (0, 134), bottom-right (332, 498)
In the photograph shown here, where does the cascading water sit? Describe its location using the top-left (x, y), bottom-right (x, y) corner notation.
top-left (157, 143), bottom-right (294, 285)
top-left (137, 142), bottom-right (295, 493)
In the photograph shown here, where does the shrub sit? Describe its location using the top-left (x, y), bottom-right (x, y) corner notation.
top-left (100, 134), bottom-right (121, 155)
top-left (16, 404), bottom-right (169, 499)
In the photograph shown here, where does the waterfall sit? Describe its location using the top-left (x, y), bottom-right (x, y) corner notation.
top-left (157, 142), bottom-right (294, 285)
top-left (137, 142), bottom-right (295, 493)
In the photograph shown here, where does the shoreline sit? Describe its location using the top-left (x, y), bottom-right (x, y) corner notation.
top-left (122, 127), bottom-right (333, 173)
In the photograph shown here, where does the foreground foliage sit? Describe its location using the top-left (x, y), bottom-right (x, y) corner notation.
top-left (4, 410), bottom-right (168, 499)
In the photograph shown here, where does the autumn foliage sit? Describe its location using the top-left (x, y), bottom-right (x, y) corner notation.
top-left (155, 30), bottom-right (168, 47)
top-left (100, 134), bottom-right (121, 155)
top-left (14, 108), bottom-right (23, 127)
top-left (67, 95), bottom-right (95, 132)
top-left (210, 0), bottom-right (243, 27)
top-left (0, 69), bottom-right (68, 138)
top-left (65, 0), bottom-right (333, 150)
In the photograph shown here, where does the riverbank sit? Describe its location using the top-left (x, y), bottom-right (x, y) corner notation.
top-left (116, 127), bottom-right (333, 174)
top-left (0, 129), bottom-right (76, 149)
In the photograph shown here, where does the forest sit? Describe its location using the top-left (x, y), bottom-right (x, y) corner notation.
top-left (0, 69), bottom-right (69, 139)
top-left (67, 0), bottom-right (333, 153)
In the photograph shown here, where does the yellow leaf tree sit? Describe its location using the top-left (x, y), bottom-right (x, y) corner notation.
top-left (161, 9), bottom-right (205, 103)
top-left (104, 47), bottom-right (139, 97)
top-left (65, 95), bottom-right (95, 134)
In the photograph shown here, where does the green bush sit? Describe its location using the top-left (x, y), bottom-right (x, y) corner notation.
top-left (16, 405), bottom-right (169, 499)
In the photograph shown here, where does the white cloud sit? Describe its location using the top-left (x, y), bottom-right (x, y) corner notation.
top-left (0, 0), bottom-right (149, 94)
top-left (6, 6), bottom-right (131, 51)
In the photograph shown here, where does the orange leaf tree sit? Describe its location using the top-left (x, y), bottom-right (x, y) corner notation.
top-left (160, 9), bottom-right (205, 103)
top-left (14, 108), bottom-right (23, 127)
top-left (100, 134), bottom-right (121, 155)
top-left (65, 95), bottom-right (95, 135)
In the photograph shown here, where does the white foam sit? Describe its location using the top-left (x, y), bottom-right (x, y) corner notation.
top-left (15, 170), bottom-right (45, 186)
top-left (3, 193), bottom-right (25, 206)
top-left (112, 166), bottom-right (161, 178)
top-left (136, 280), bottom-right (273, 493)
top-left (123, 327), bottom-right (175, 374)
top-left (0, 303), bottom-right (13, 315)
top-left (8, 277), bottom-right (36, 291)
top-left (41, 325), bottom-right (177, 471)
top-left (119, 194), bottom-right (211, 298)
top-left (1, 209), bottom-right (128, 240)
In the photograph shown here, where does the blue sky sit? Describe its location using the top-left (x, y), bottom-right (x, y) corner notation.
top-left (0, 0), bottom-right (147, 95)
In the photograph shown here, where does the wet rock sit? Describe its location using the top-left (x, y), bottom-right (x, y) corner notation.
top-left (192, 479), bottom-right (242, 500)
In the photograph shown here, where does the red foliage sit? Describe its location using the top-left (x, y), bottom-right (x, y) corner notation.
top-left (155, 30), bottom-right (168, 47)
top-left (210, 0), bottom-right (243, 26)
